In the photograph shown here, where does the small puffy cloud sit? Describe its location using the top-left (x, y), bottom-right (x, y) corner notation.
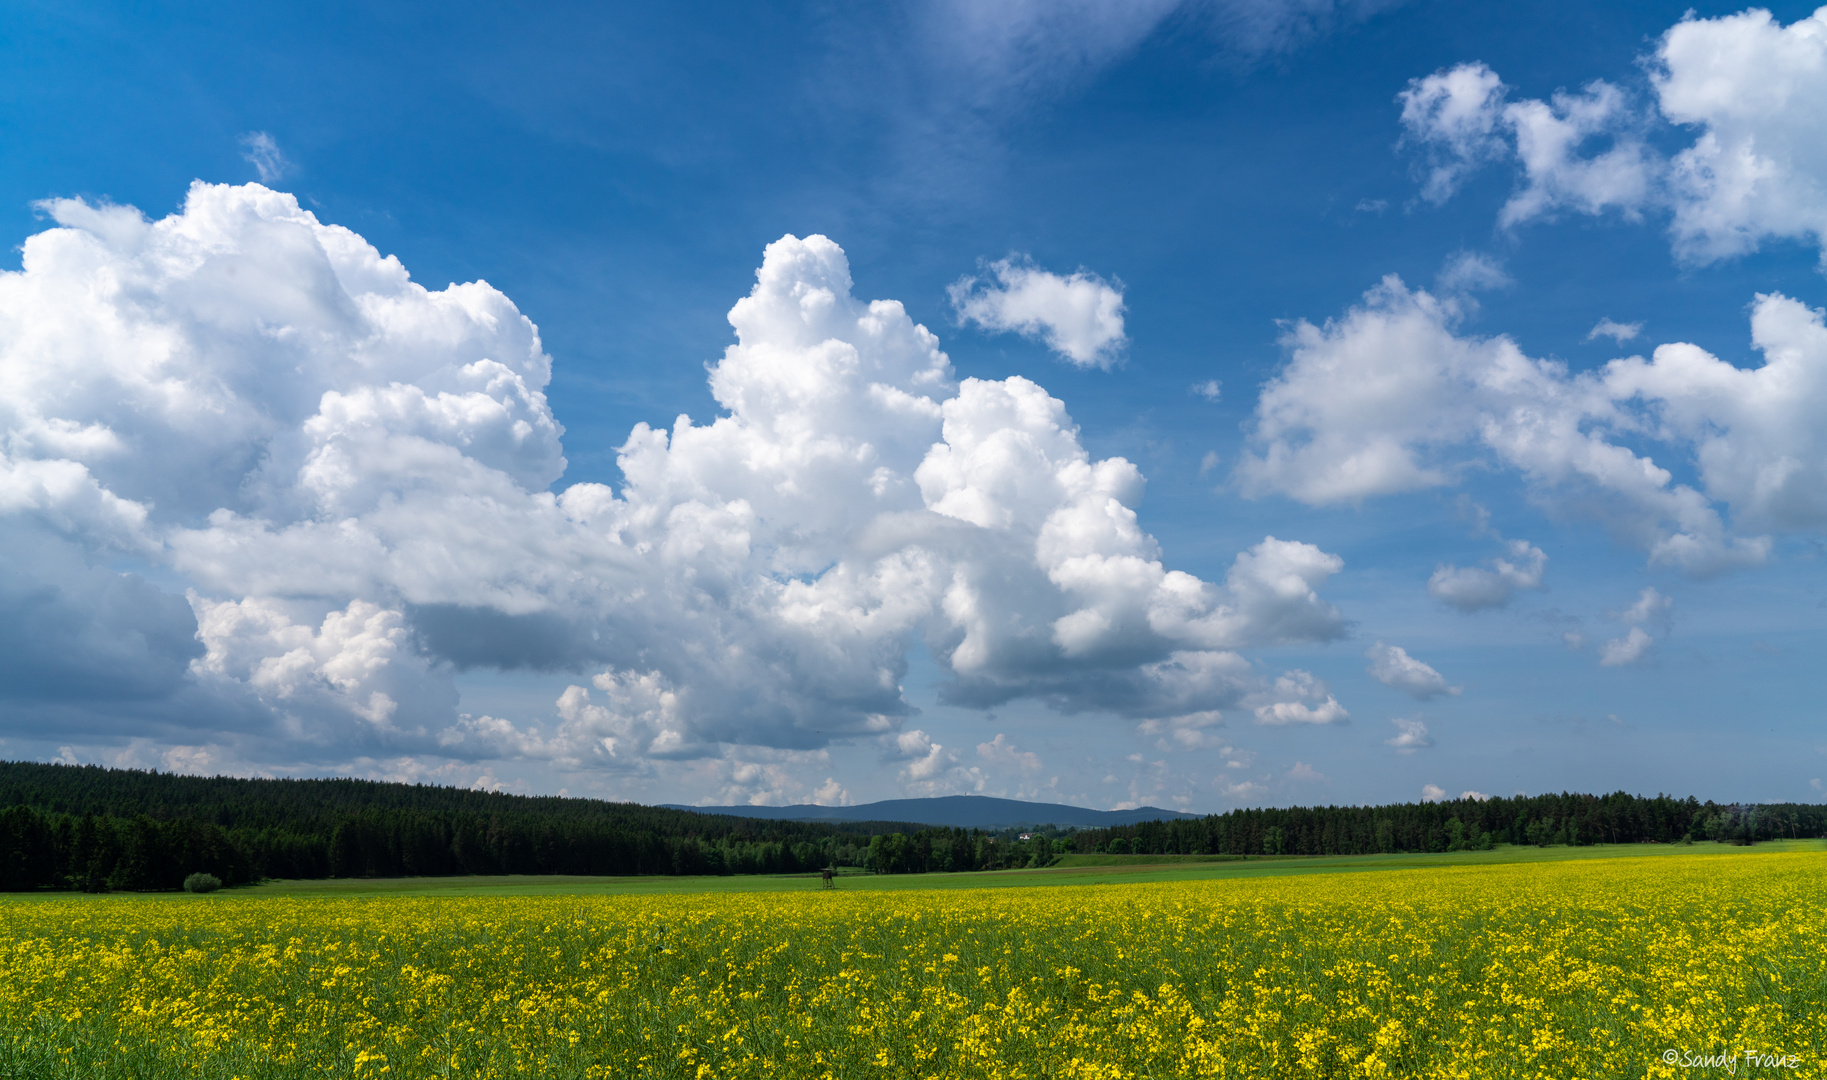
top-left (158, 745), bottom-right (218, 775)
top-left (950, 256), bottom-right (1126, 368)
top-left (1812, 778), bottom-right (1823, 791)
top-left (886, 729), bottom-right (938, 761)
top-left (1386, 717), bottom-right (1433, 753)
top-left (812, 777), bottom-right (851, 806)
top-left (239, 132), bottom-right (291, 183)
top-left (1618, 586), bottom-right (1673, 628)
top-left (1398, 62), bottom-right (1509, 203)
top-left (1205, 537), bottom-right (1349, 646)
top-left (1401, 9), bottom-right (1827, 266)
top-left (903, 742), bottom-right (964, 786)
top-left (885, 731), bottom-right (1055, 801)
top-left (1365, 642), bottom-right (1460, 700)
top-left (696, 748), bottom-right (844, 807)
top-left (1599, 628), bottom-right (1654, 667)
top-left (1253, 699), bottom-right (1348, 725)
top-left (1193, 379), bottom-right (1223, 401)
top-left (1214, 777), bottom-right (1268, 801)
top-left (1252, 670), bottom-right (1349, 726)
top-left (1421, 783), bottom-right (1447, 802)
top-left (977, 733), bottom-right (1043, 773)
top-left (1599, 587), bottom-right (1671, 667)
top-left (1429, 539), bottom-right (1547, 611)
top-left (1461, 789), bottom-right (1491, 801)
top-left (878, 730), bottom-right (1002, 797)
top-left (1138, 710), bottom-right (1227, 751)
top-left (1587, 318), bottom-right (1642, 343)
top-left (1497, 80), bottom-right (1654, 228)
top-left (1435, 251), bottom-right (1510, 295)
top-left (1286, 760), bottom-right (1326, 782)
top-left (1237, 274), bottom-right (1771, 575)
top-left (1397, 65), bottom-right (1654, 230)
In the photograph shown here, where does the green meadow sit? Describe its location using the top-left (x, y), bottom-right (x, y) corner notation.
top-left (1, 838), bottom-right (1799, 900)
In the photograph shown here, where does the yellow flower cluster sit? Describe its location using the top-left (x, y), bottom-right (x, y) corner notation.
top-left (0, 853), bottom-right (1821, 1078)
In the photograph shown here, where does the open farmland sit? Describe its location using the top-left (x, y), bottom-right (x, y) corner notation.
top-left (1, 850), bottom-right (1822, 1079)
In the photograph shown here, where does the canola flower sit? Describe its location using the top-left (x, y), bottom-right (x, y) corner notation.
top-left (0, 853), bottom-right (1822, 1078)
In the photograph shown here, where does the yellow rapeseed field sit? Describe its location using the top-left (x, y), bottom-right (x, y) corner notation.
top-left (0, 853), bottom-right (1821, 1079)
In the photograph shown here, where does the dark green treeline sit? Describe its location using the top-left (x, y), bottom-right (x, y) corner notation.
top-left (3, 761), bottom-right (1820, 890)
top-left (1071, 792), bottom-right (1826, 857)
top-left (844, 794), bottom-right (1825, 875)
top-left (0, 761), bottom-right (934, 891)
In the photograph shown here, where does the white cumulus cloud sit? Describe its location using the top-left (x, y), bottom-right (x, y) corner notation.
top-left (1398, 63), bottom-right (1657, 230)
top-left (1236, 274), bottom-right (1775, 576)
top-left (950, 256), bottom-right (1126, 367)
top-left (1656, 7), bottom-right (1827, 264)
top-left (1251, 670), bottom-right (1349, 726)
top-left (1496, 78), bottom-right (1655, 228)
top-left (1428, 538), bottom-right (1546, 611)
top-left (1401, 9), bottom-right (1827, 266)
top-left (1137, 709), bottom-right (1228, 751)
top-left (812, 777), bottom-right (851, 806)
top-left (1599, 627), bottom-right (1655, 667)
top-left (977, 733), bottom-right (1043, 773)
top-left (1435, 250), bottom-right (1511, 296)
top-left (1286, 760), bottom-right (1326, 782)
top-left (0, 182), bottom-right (1349, 780)
top-left (1386, 717), bottom-right (1432, 753)
top-left (1365, 642), bottom-right (1460, 700)
top-left (1599, 586), bottom-right (1673, 667)
top-left (1618, 586), bottom-right (1673, 628)
top-left (1398, 62), bottom-right (1508, 203)
top-left (1587, 317), bottom-right (1642, 343)
top-left (1604, 293), bottom-right (1827, 533)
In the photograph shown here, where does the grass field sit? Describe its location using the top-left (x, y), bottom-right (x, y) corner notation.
top-left (170, 837), bottom-right (1827, 897)
top-left (2, 844), bottom-right (1822, 1078)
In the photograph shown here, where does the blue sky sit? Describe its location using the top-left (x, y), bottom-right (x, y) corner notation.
top-left (2, 0), bottom-right (1824, 810)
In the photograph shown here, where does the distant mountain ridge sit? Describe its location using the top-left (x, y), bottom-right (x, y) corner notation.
top-left (665, 794), bottom-right (1201, 829)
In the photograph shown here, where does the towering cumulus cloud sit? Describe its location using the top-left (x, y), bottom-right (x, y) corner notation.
top-left (0, 183), bottom-right (1346, 780)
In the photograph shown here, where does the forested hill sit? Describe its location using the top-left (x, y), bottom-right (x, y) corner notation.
top-left (1068, 791), bottom-right (1827, 858)
top-left (0, 760), bottom-right (909, 837)
top-left (0, 760), bottom-right (919, 891)
top-left (2, 760), bottom-right (1822, 893)
top-left (662, 795), bottom-right (1200, 828)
